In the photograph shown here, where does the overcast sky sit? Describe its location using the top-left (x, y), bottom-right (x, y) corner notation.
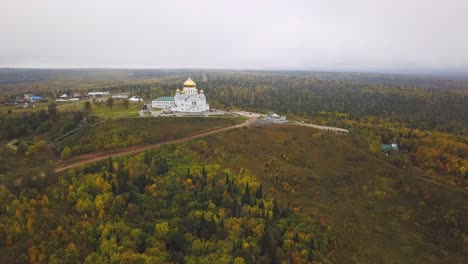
top-left (1, 0), bottom-right (467, 73)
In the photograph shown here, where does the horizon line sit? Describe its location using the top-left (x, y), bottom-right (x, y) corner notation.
top-left (1, 67), bottom-right (468, 79)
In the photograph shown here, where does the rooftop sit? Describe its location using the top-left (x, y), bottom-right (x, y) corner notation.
top-left (381, 144), bottom-right (399, 151)
top-left (153, 96), bottom-right (174, 101)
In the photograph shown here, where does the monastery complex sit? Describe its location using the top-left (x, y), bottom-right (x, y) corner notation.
top-left (152, 77), bottom-right (209, 113)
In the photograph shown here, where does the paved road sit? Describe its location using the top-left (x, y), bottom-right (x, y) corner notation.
top-left (292, 121), bottom-right (349, 133)
top-left (55, 116), bottom-right (257, 173)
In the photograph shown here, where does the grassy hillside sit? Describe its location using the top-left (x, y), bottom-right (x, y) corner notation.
top-left (0, 111), bottom-right (245, 187)
top-left (183, 124), bottom-right (466, 263)
top-left (60, 116), bottom-right (245, 156)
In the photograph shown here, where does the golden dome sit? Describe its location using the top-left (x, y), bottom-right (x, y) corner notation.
top-left (180, 90), bottom-right (186, 94)
top-left (183, 77), bottom-right (196, 87)
top-left (200, 89), bottom-right (204, 93)
top-left (176, 89), bottom-right (180, 92)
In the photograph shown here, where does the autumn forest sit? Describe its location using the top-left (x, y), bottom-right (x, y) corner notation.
top-left (0, 69), bottom-right (466, 263)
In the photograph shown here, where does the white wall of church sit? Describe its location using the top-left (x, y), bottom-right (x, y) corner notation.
top-left (172, 93), bottom-right (209, 112)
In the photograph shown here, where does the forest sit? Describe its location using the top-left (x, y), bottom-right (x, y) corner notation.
top-left (0, 70), bottom-right (466, 263)
top-left (0, 143), bottom-right (335, 263)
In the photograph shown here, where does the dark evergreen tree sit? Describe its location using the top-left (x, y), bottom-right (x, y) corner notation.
top-left (255, 184), bottom-right (263, 199)
top-left (242, 183), bottom-right (251, 205)
top-left (272, 199), bottom-right (279, 218)
top-left (225, 173), bottom-right (230, 185)
top-left (202, 164), bottom-right (207, 180)
top-left (108, 155), bottom-right (113, 173)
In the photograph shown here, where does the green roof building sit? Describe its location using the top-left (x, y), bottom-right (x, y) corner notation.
top-left (152, 96), bottom-right (175, 109)
top-left (153, 96), bottom-right (174, 101)
top-left (381, 143), bottom-right (399, 152)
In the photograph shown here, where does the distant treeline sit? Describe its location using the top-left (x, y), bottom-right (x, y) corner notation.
top-left (1, 68), bottom-right (467, 88)
top-left (1, 71), bottom-right (467, 133)
top-left (109, 73), bottom-right (467, 134)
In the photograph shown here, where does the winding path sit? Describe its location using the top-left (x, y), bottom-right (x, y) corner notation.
top-left (55, 116), bottom-right (257, 173)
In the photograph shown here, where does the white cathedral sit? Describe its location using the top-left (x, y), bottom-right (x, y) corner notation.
top-left (152, 77), bottom-right (210, 113)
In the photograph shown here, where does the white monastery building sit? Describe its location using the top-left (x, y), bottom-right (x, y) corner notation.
top-left (152, 77), bottom-right (209, 113)
top-left (152, 96), bottom-right (175, 109)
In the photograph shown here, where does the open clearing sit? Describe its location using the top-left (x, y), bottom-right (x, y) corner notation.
top-left (56, 115), bottom-right (256, 172)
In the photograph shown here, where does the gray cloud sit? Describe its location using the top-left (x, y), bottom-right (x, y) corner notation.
top-left (1, 0), bottom-right (467, 72)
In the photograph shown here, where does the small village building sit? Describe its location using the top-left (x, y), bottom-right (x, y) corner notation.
top-left (112, 94), bottom-right (129, 100)
top-left (129, 96), bottom-right (143, 102)
top-left (23, 92), bottom-right (33, 100)
top-left (88, 91), bottom-right (110, 97)
top-left (23, 92), bottom-right (43, 102)
top-left (381, 143), bottom-right (399, 152)
top-left (57, 98), bottom-right (79, 102)
top-left (152, 96), bottom-right (175, 109)
top-left (264, 112), bottom-right (287, 123)
top-left (29, 95), bottom-right (43, 102)
top-left (56, 94), bottom-right (69, 102)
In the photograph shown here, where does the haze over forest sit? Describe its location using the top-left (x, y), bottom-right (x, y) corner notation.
top-left (1, 0), bottom-right (467, 76)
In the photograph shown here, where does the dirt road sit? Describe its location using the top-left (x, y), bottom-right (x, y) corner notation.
top-left (55, 116), bottom-right (257, 173)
